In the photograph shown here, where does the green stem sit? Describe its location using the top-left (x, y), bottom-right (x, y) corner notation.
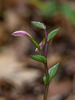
top-left (44, 85), bottom-right (49, 100)
top-left (39, 49), bottom-right (42, 55)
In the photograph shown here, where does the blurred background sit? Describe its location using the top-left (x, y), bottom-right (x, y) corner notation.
top-left (0, 0), bottom-right (75, 100)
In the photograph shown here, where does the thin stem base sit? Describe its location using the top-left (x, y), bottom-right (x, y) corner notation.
top-left (43, 85), bottom-right (49, 100)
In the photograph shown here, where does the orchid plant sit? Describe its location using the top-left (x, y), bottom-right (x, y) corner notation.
top-left (12, 21), bottom-right (60, 100)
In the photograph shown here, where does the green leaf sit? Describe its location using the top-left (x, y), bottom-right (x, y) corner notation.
top-left (43, 74), bottom-right (50, 85)
top-left (31, 55), bottom-right (47, 64)
top-left (31, 21), bottom-right (46, 30)
top-left (48, 63), bottom-right (59, 82)
top-left (47, 28), bottom-right (60, 42)
top-left (43, 74), bottom-right (47, 84)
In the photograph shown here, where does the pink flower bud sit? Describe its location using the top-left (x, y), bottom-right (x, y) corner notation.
top-left (12, 31), bottom-right (32, 39)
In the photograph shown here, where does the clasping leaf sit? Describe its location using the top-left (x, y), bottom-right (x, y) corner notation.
top-left (47, 28), bottom-right (60, 42)
top-left (48, 63), bottom-right (59, 82)
top-left (31, 21), bottom-right (46, 30)
top-left (43, 74), bottom-right (49, 85)
top-left (31, 55), bottom-right (47, 64)
top-left (43, 74), bottom-right (47, 84)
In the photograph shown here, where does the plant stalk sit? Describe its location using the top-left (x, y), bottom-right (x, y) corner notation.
top-left (43, 62), bottom-right (49, 100)
top-left (43, 29), bottom-right (49, 100)
top-left (44, 85), bottom-right (49, 100)
top-left (44, 29), bottom-right (48, 58)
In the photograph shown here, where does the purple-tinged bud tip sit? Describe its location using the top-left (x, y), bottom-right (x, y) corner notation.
top-left (35, 48), bottom-right (39, 52)
top-left (12, 31), bottom-right (31, 39)
top-left (39, 42), bottom-right (43, 49)
top-left (35, 38), bottom-right (46, 53)
top-left (35, 42), bottom-right (44, 52)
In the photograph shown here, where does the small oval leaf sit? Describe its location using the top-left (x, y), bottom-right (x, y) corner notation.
top-left (43, 74), bottom-right (47, 84)
top-left (43, 74), bottom-right (50, 85)
top-left (47, 28), bottom-right (60, 42)
top-left (48, 63), bottom-right (59, 82)
top-left (31, 55), bottom-right (47, 64)
top-left (31, 21), bottom-right (46, 30)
